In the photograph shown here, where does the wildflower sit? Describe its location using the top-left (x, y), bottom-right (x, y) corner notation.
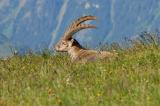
top-left (96, 92), bottom-right (102, 97)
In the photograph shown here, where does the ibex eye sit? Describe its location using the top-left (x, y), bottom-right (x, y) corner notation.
top-left (62, 42), bottom-right (66, 45)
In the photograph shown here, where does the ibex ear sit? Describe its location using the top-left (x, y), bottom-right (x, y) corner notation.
top-left (70, 39), bottom-right (74, 45)
top-left (68, 39), bottom-right (74, 47)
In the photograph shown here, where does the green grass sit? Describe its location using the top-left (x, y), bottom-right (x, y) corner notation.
top-left (1, 35), bottom-right (160, 106)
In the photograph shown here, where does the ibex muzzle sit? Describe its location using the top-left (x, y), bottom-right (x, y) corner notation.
top-left (55, 15), bottom-right (117, 61)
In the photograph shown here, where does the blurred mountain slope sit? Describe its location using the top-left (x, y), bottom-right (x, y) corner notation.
top-left (0, 0), bottom-right (160, 57)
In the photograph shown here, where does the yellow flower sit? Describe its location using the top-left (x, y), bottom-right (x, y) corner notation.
top-left (56, 98), bottom-right (62, 106)
top-left (96, 92), bottom-right (102, 97)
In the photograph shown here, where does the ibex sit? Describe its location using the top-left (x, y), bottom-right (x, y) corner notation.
top-left (55, 15), bottom-right (117, 61)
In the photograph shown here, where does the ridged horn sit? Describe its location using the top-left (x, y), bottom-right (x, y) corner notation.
top-left (63, 15), bottom-right (96, 40)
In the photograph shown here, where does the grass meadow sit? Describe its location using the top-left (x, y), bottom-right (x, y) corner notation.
top-left (0, 32), bottom-right (160, 106)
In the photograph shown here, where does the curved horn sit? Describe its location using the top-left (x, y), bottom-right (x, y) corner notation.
top-left (73, 15), bottom-right (96, 26)
top-left (66, 24), bottom-right (96, 37)
top-left (63, 15), bottom-right (96, 40)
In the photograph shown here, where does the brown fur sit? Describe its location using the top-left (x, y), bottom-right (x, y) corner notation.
top-left (55, 15), bottom-right (117, 61)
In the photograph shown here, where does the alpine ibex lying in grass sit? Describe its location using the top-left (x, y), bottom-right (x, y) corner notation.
top-left (55, 15), bottom-right (117, 61)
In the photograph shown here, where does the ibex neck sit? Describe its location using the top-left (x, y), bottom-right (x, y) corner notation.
top-left (68, 46), bottom-right (83, 60)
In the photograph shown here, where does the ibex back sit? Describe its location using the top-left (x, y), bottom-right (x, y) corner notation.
top-left (55, 15), bottom-right (117, 61)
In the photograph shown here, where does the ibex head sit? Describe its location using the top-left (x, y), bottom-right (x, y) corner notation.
top-left (55, 15), bottom-right (96, 52)
top-left (55, 39), bottom-right (73, 52)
